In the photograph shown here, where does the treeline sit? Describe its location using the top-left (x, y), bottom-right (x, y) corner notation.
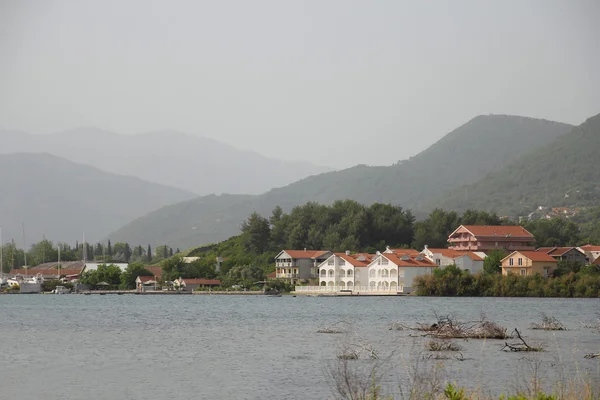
top-left (0, 239), bottom-right (180, 273)
top-left (414, 265), bottom-right (600, 298)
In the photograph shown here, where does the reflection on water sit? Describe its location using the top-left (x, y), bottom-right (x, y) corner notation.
top-left (1, 295), bottom-right (599, 399)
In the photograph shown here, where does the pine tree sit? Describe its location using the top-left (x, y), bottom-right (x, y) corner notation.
top-left (107, 240), bottom-right (112, 257)
top-left (147, 245), bottom-right (152, 262)
top-left (124, 243), bottom-right (131, 262)
top-left (163, 245), bottom-right (168, 259)
top-left (169, 247), bottom-right (173, 257)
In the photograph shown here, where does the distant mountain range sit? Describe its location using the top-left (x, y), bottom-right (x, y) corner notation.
top-left (0, 153), bottom-right (195, 243)
top-left (432, 113), bottom-right (600, 216)
top-left (107, 115), bottom-right (573, 249)
top-left (0, 128), bottom-right (332, 196)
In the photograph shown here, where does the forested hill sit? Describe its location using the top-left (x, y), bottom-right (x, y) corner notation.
top-left (0, 153), bottom-right (195, 243)
top-left (108, 115), bottom-right (572, 248)
top-left (433, 112), bottom-right (600, 216)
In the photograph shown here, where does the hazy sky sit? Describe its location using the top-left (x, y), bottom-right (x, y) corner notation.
top-left (1, 0), bottom-right (599, 169)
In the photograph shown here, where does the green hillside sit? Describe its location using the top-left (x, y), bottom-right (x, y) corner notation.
top-left (433, 113), bottom-right (600, 216)
top-left (108, 115), bottom-right (572, 248)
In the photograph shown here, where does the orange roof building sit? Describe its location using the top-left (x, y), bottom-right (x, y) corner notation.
top-left (448, 225), bottom-right (536, 252)
top-left (501, 251), bottom-right (557, 277)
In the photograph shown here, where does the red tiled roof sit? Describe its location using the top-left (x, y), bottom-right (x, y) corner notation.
top-left (387, 249), bottom-right (420, 256)
top-left (137, 276), bottom-right (156, 283)
top-left (142, 266), bottom-right (163, 279)
top-left (181, 279), bottom-right (221, 285)
top-left (336, 253), bottom-right (370, 267)
top-left (382, 254), bottom-right (437, 267)
top-left (536, 247), bottom-right (582, 257)
top-left (579, 244), bottom-right (600, 251)
top-left (455, 252), bottom-right (484, 261)
top-left (266, 271), bottom-right (277, 279)
top-left (281, 250), bottom-right (329, 259)
top-left (593, 256), bottom-right (600, 266)
top-left (456, 225), bottom-right (535, 238)
top-left (425, 248), bottom-right (460, 258)
top-left (503, 251), bottom-right (557, 263)
top-left (24, 261), bottom-right (86, 271)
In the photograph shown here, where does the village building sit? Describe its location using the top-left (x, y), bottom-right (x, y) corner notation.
top-left (366, 251), bottom-right (437, 294)
top-left (174, 278), bottom-right (221, 292)
top-left (501, 251), bottom-right (557, 277)
top-left (274, 249), bottom-right (332, 284)
top-left (577, 245), bottom-right (600, 263)
top-left (448, 225), bottom-right (536, 252)
top-left (535, 247), bottom-right (586, 264)
top-left (9, 261), bottom-right (86, 281)
top-left (420, 246), bottom-right (486, 274)
top-left (318, 252), bottom-right (374, 289)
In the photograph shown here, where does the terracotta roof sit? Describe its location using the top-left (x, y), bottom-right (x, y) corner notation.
top-left (280, 250), bottom-right (329, 259)
top-left (502, 251), bottom-right (557, 263)
top-left (592, 256), bottom-right (600, 266)
top-left (142, 266), bottom-right (163, 279)
top-left (386, 248), bottom-right (420, 256)
top-left (137, 276), bottom-right (156, 283)
top-left (181, 278), bottom-right (221, 285)
top-left (336, 253), bottom-right (370, 267)
top-left (536, 247), bottom-right (582, 257)
top-left (381, 254), bottom-right (437, 267)
top-left (579, 244), bottom-right (600, 251)
top-left (455, 225), bottom-right (535, 238)
top-left (266, 271), bottom-right (277, 279)
top-left (456, 252), bottom-right (484, 261)
top-left (425, 248), bottom-right (460, 258)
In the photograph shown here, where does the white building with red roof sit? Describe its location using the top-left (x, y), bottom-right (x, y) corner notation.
top-left (420, 246), bottom-right (485, 274)
top-left (365, 251), bottom-right (437, 294)
top-left (274, 249), bottom-right (332, 284)
top-left (317, 251), bottom-right (374, 289)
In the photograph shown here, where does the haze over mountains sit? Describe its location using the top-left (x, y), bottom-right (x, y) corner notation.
top-left (0, 153), bottom-right (194, 244)
top-left (108, 115), bottom-right (574, 249)
top-left (435, 113), bottom-right (600, 216)
top-left (0, 128), bottom-right (331, 196)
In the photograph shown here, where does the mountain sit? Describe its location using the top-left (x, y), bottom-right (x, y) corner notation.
top-left (0, 128), bottom-right (332, 195)
top-left (430, 113), bottom-right (600, 216)
top-left (0, 153), bottom-right (195, 243)
top-left (107, 115), bottom-right (572, 249)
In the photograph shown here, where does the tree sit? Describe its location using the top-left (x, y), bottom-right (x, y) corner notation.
top-left (169, 247), bottom-right (174, 257)
top-left (27, 239), bottom-right (57, 267)
top-left (240, 212), bottom-right (271, 254)
top-left (107, 240), bottom-right (112, 258)
top-left (147, 245), bottom-right (152, 262)
top-left (161, 255), bottom-right (185, 282)
top-left (223, 264), bottom-right (264, 288)
top-left (163, 245), bottom-right (168, 259)
top-left (124, 243), bottom-right (131, 262)
top-left (484, 249), bottom-right (507, 275)
top-left (120, 262), bottom-right (153, 289)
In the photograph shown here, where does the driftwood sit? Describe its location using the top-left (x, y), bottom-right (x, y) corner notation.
top-left (318, 321), bottom-right (350, 334)
top-left (336, 331), bottom-right (379, 360)
top-left (584, 353), bottom-right (600, 359)
top-left (530, 313), bottom-right (566, 331)
top-left (425, 339), bottom-right (464, 352)
top-left (501, 329), bottom-right (544, 352)
top-left (405, 314), bottom-right (508, 339)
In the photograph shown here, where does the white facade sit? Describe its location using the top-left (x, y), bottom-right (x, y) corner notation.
top-left (318, 253), bottom-right (369, 289)
top-left (453, 254), bottom-right (484, 274)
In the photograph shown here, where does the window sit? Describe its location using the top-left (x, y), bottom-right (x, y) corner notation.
top-left (543, 267), bottom-right (549, 278)
top-left (369, 269), bottom-right (376, 278)
top-left (520, 269), bottom-right (526, 276)
top-left (518, 258), bottom-right (523, 266)
top-left (509, 258), bottom-right (514, 266)
top-left (436, 259), bottom-right (440, 266)
top-left (495, 242), bottom-right (498, 247)
top-left (347, 269), bottom-right (353, 277)
top-left (382, 258), bottom-right (389, 265)
top-left (328, 259), bottom-right (334, 265)
top-left (399, 270), bottom-right (405, 278)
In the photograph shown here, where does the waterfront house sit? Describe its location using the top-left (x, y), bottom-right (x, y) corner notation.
top-left (501, 251), bottom-right (557, 277)
top-left (448, 225), bottom-right (536, 252)
top-left (577, 245), bottom-right (600, 263)
top-left (420, 246), bottom-right (485, 274)
top-left (365, 251), bottom-right (437, 294)
top-left (274, 249), bottom-right (332, 284)
top-left (136, 275), bottom-right (157, 291)
top-left (9, 261), bottom-right (86, 281)
top-left (174, 278), bottom-right (221, 292)
top-left (317, 252), bottom-right (374, 289)
top-left (535, 247), bottom-right (586, 264)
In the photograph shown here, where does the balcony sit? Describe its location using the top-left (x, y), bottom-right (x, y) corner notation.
top-left (276, 273), bottom-right (299, 279)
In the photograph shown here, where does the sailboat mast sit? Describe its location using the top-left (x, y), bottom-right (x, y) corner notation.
top-left (0, 225), bottom-right (3, 275)
top-left (22, 222), bottom-right (27, 277)
top-left (58, 244), bottom-right (61, 280)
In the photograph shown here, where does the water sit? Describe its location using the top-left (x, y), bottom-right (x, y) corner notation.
top-left (1, 295), bottom-right (599, 399)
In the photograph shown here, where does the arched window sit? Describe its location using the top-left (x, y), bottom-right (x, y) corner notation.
top-left (390, 269), bottom-right (397, 277)
top-left (347, 269), bottom-right (353, 277)
top-left (339, 270), bottom-right (345, 278)
top-left (320, 269), bottom-right (327, 277)
top-left (369, 269), bottom-right (376, 278)
top-left (328, 269), bottom-right (334, 277)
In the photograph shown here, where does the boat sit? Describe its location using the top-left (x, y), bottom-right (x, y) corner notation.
top-left (54, 286), bottom-right (71, 294)
top-left (267, 293), bottom-right (282, 297)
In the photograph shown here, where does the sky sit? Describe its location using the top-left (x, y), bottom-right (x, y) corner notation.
top-left (1, 0), bottom-right (599, 169)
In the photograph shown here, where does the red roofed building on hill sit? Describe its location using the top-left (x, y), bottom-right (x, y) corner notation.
top-left (535, 247), bottom-right (586, 264)
top-left (274, 249), bottom-right (332, 284)
top-left (448, 225), bottom-right (536, 252)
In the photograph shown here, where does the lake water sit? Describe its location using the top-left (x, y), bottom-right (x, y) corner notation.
top-left (1, 295), bottom-right (599, 399)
